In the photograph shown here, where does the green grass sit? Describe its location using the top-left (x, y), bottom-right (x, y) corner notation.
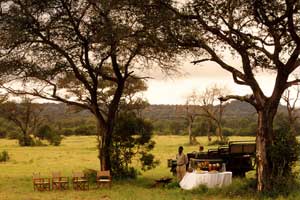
top-left (0, 135), bottom-right (299, 200)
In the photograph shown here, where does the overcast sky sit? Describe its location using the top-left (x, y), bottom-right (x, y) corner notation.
top-left (141, 58), bottom-right (278, 105)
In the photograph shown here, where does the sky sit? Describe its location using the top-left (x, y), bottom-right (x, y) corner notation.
top-left (141, 59), bottom-right (278, 105)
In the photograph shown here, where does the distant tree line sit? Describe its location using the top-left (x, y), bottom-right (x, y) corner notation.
top-left (1, 102), bottom-right (298, 140)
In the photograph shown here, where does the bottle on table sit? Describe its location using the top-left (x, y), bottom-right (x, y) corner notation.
top-left (221, 163), bottom-right (226, 172)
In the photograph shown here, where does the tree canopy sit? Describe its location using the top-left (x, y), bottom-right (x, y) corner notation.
top-left (0, 0), bottom-right (178, 170)
top-left (159, 0), bottom-right (300, 192)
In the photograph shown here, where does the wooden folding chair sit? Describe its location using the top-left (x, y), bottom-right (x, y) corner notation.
top-left (96, 170), bottom-right (112, 188)
top-left (52, 171), bottom-right (69, 190)
top-left (72, 171), bottom-right (89, 190)
top-left (32, 172), bottom-right (51, 191)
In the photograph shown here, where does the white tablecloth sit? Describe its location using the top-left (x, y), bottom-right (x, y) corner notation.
top-left (179, 171), bottom-right (232, 190)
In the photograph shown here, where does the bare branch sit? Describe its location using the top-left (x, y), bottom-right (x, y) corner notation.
top-left (191, 58), bottom-right (211, 64)
top-left (285, 78), bottom-right (300, 89)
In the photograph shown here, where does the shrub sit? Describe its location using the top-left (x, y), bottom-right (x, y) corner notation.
top-left (222, 127), bottom-right (235, 136)
top-left (74, 125), bottom-right (96, 135)
top-left (18, 135), bottom-right (46, 146)
top-left (140, 152), bottom-right (160, 171)
top-left (83, 168), bottom-right (97, 183)
top-left (49, 134), bottom-right (62, 146)
top-left (110, 112), bottom-right (158, 179)
top-left (60, 128), bottom-right (74, 136)
top-left (266, 125), bottom-right (300, 196)
top-left (0, 150), bottom-right (10, 162)
top-left (33, 139), bottom-right (47, 146)
top-left (36, 125), bottom-right (63, 146)
top-left (7, 131), bottom-right (21, 139)
top-left (18, 135), bottom-right (35, 146)
top-left (238, 126), bottom-right (256, 136)
top-left (0, 129), bottom-right (7, 138)
top-left (208, 136), bottom-right (229, 146)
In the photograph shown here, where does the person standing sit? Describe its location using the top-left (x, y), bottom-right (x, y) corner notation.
top-left (176, 146), bottom-right (188, 181)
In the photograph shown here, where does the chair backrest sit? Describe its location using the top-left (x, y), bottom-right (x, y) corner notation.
top-left (52, 171), bottom-right (61, 178)
top-left (73, 171), bottom-right (85, 178)
top-left (97, 170), bottom-right (110, 177)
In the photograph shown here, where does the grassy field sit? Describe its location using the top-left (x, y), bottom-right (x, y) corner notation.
top-left (0, 135), bottom-right (299, 200)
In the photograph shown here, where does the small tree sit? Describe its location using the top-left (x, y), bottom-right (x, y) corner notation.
top-left (282, 86), bottom-right (300, 135)
top-left (184, 86), bottom-right (229, 143)
top-left (267, 113), bottom-right (300, 195)
top-left (185, 91), bottom-right (201, 144)
top-left (199, 85), bottom-right (229, 142)
top-left (0, 98), bottom-right (44, 146)
top-left (110, 112), bottom-right (159, 179)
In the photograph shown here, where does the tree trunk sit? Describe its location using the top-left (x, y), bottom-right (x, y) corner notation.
top-left (96, 119), bottom-right (113, 171)
top-left (188, 123), bottom-right (192, 145)
top-left (218, 102), bottom-right (224, 141)
top-left (22, 131), bottom-right (31, 146)
top-left (216, 122), bottom-right (223, 141)
top-left (207, 121), bottom-right (212, 142)
top-left (188, 117), bottom-right (194, 145)
top-left (100, 132), bottom-right (112, 171)
top-left (95, 79), bottom-right (125, 171)
top-left (256, 109), bottom-right (276, 192)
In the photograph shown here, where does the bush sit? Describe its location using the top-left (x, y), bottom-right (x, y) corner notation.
top-left (266, 122), bottom-right (300, 196)
top-left (18, 135), bottom-right (35, 146)
top-left (0, 129), bottom-right (7, 138)
top-left (208, 136), bottom-right (229, 146)
top-left (7, 131), bottom-right (21, 139)
top-left (74, 125), bottom-right (96, 135)
top-left (36, 125), bottom-right (63, 146)
top-left (60, 128), bottom-right (74, 136)
top-left (110, 112), bottom-right (158, 179)
top-left (49, 134), bottom-right (62, 146)
top-left (83, 168), bottom-right (97, 183)
top-left (222, 127), bottom-right (235, 136)
top-left (238, 126), bottom-right (256, 136)
top-left (36, 125), bottom-right (52, 140)
top-left (0, 150), bottom-right (10, 162)
top-left (18, 135), bottom-right (46, 146)
top-left (140, 152), bottom-right (160, 171)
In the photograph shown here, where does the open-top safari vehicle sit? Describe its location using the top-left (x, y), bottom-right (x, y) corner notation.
top-left (168, 141), bottom-right (256, 177)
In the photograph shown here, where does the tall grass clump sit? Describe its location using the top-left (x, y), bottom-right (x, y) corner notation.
top-left (0, 150), bottom-right (9, 162)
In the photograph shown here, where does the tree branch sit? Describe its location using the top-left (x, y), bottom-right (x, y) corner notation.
top-left (285, 79), bottom-right (300, 89)
top-left (219, 94), bottom-right (257, 108)
top-left (191, 58), bottom-right (212, 64)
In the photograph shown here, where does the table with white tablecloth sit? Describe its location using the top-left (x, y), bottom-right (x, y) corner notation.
top-left (179, 171), bottom-right (232, 190)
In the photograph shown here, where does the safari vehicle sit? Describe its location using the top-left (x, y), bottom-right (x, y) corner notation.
top-left (168, 141), bottom-right (256, 177)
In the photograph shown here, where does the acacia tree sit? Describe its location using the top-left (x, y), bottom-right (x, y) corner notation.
top-left (160, 0), bottom-right (300, 191)
top-left (282, 86), bottom-right (300, 135)
top-left (0, 0), bottom-right (177, 170)
top-left (199, 85), bottom-right (228, 142)
top-left (185, 91), bottom-right (200, 144)
top-left (0, 97), bottom-right (44, 146)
